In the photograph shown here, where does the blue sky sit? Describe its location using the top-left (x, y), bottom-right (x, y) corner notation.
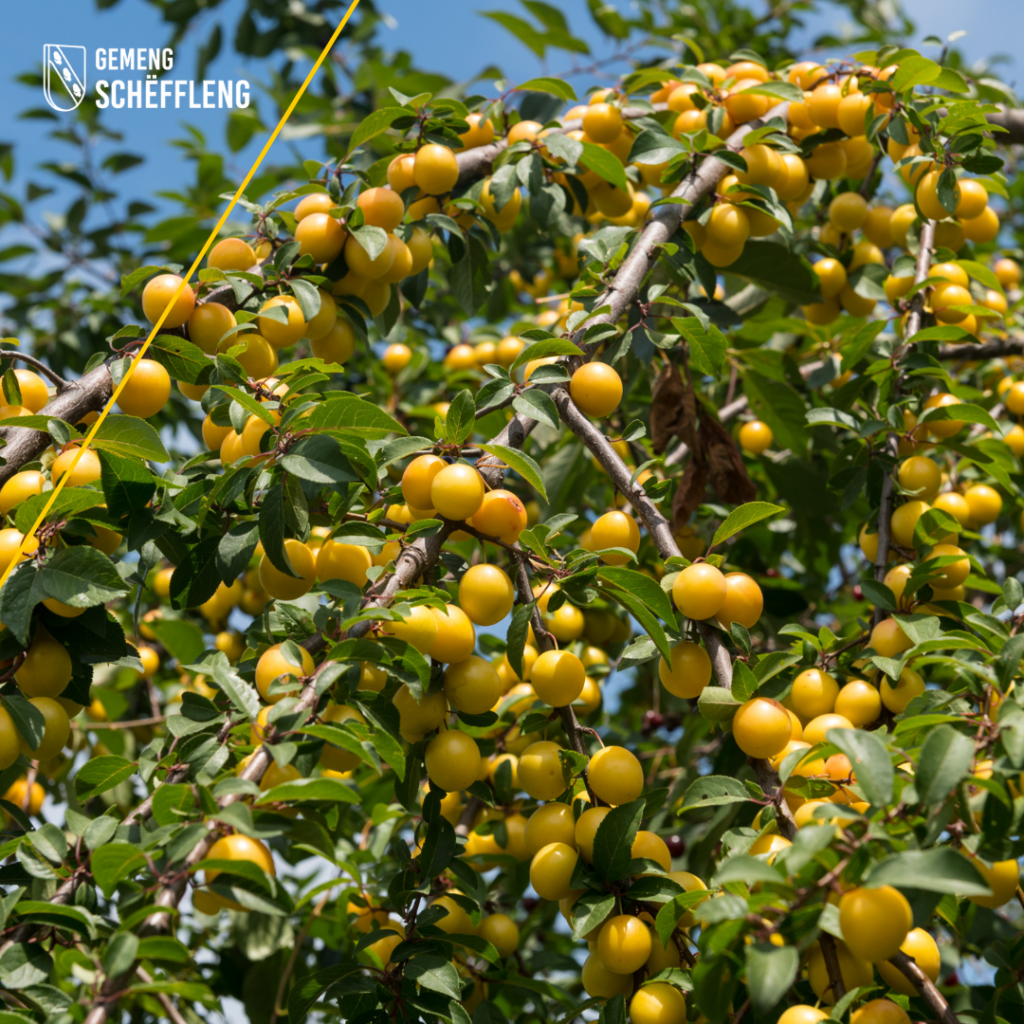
top-left (1, 0), bottom-right (1019, 217)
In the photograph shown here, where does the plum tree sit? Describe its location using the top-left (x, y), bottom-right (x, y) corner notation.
top-left (0, 3), bottom-right (1020, 1024)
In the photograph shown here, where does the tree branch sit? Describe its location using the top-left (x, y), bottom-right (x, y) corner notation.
top-left (508, 554), bottom-right (584, 749)
top-left (0, 362), bottom-right (113, 487)
top-left (982, 106), bottom-right (1024, 145)
top-left (550, 385), bottom-right (798, 836)
top-left (818, 933), bottom-right (847, 1003)
top-left (872, 220), bottom-right (935, 609)
top-left (888, 951), bottom-right (961, 1024)
top-left (0, 350), bottom-right (68, 390)
top-left (938, 337), bottom-right (1024, 361)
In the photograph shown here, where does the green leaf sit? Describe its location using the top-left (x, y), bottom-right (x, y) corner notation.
top-left (287, 962), bottom-right (361, 1024)
top-left (678, 775), bottom-right (749, 813)
top-left (99, 450), bottom-right (156, 518)
top-left (289, 278), bottom-right (322, 324)
top-left (600, 586), bottom-right (672, 663)
top-left (476, 443), bottom-right (548, 501)
top-left (738, 80), bottom-right (803, 103)
top-left (0, 563), bottom-right (36, 644)
top-left (169, 536), bottom-right (222, 610)
top-left (517, 77), bottom-right (578, 101)
top-left (346, 108), bottom-right (408, 156)
top-left (451, 234), bottom-right (491, 316)
top-left (149, 334), bottom-right (213, 386)
top-left (713, 855), bottom-right (786, 885)
top-left (12, 901), bottom-right (97, 938)
top-left (405, 956), bottom-right (461, 999)
top-left (915, 725), bottom-right (974, 806)
top-left (212, 384), bottom-right (275, 427)
top-left (654, 891), bottom-right (711, 947)
top-left (996, 632), bottom-right (1024, 691)
top-left (91, 843), bottom-right (147, 898)
top-left (741, 371), bottom-right (808, 454)
top-left (592, 798), bottom-right (644, 881)
top-left (444, 390), bottom-right (477, 446)
top-left (892, 55), bottom-right (942, 91)
top-left (13, 489), bottom-right (101, 535)
top-left (2, 694), bottom-right (45, 750)
top-left (697, 685), bottom-right (741, 722)
top-left (254, 776), bottom-right (359, 805)
top-left (103, 931), bottom-right (139, 978)
top-left (348, 225), bottom-right (388, 262)
top-left (152, 784), bottom-right (197, 827)
top-left (723, 242), bottom-right (821, 305)
top-left (628, 128), bottom-right (687, 167)
top-left (208, 657), bottom-right (261, 721)
top-left (217, 521), bottom-right (260, 586)
top-left (74, 756), bottom-right (136, 800)
top-left (917, 401), bottom-right (1000, 435)
top-left (731, 659), bottom-right (758, 702)
top-left (309, 393), bottom-right (406, 439)
top-left (119, 265), bottom-right (164, 298)
top-left (513, 389), bottom-right (560, 429)
top-left (280, 435), bottom-right (360, 485)
top-left (955, 259), bottom-right (1004, 293)
top-left (892, 613), bottom-right (941, 646)
top-left (825, 728), bottom-right (893, 806)
top-left (745, 944), bottom-right (799, 1013)
top-left (671, 317), bottom-right (727, 379)
top-left (570, 892), bottom-right (616, 940)
top-left (145, 619), bottom-right (205, 666)
top-left (712, 502), bottom-right (785, 548)
top-left (598, 567), bottom-right (675, 623)
top-left (35, 546), bottom-right (130, 608)
top-left (1, 370), bottom-right (21, 408)
top-left (0, 942), bottom-right (54, 988)
top-left (510, 338), bottom-right (582, 373)
top-left (26, 823), bottom-right (67, 863)
top-left (482, 12), bottom-right (547, 56)
top-left (579, 141), bottom-right (629, 192)
top-left (136, 936), bottom-right (191, 963)
top-left (89, 415), bottom-right (170, 462)
top-left (505, 603), bottom-right (534, 682)
top-left (866, 848), bottom-right (990, 896)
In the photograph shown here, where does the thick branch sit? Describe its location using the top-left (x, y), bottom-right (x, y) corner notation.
top-left (888, 951), bottom-right (961, 1024)
top-left (0, 362), bottom-right (113, 487)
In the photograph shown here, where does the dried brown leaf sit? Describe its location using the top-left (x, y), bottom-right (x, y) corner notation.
top-left (672, 458), bottom-right (709, 532)
top-left (650, 363), bottom-right (695, 454)
top-left (701, 413), bottom-right (757, 507)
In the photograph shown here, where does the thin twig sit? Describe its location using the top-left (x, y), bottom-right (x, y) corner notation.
top-left (72, 715), bottom-right (167, 731)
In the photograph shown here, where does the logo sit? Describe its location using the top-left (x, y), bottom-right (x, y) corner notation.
top-left (43, 44), bottom-right (87, 112)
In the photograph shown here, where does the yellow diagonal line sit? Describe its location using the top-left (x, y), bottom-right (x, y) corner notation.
top-left (0, 0), bottom-right (364, 598)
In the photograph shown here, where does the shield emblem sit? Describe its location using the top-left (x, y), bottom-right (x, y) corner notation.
top-left (43, 44), bottom-right (87, 112)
